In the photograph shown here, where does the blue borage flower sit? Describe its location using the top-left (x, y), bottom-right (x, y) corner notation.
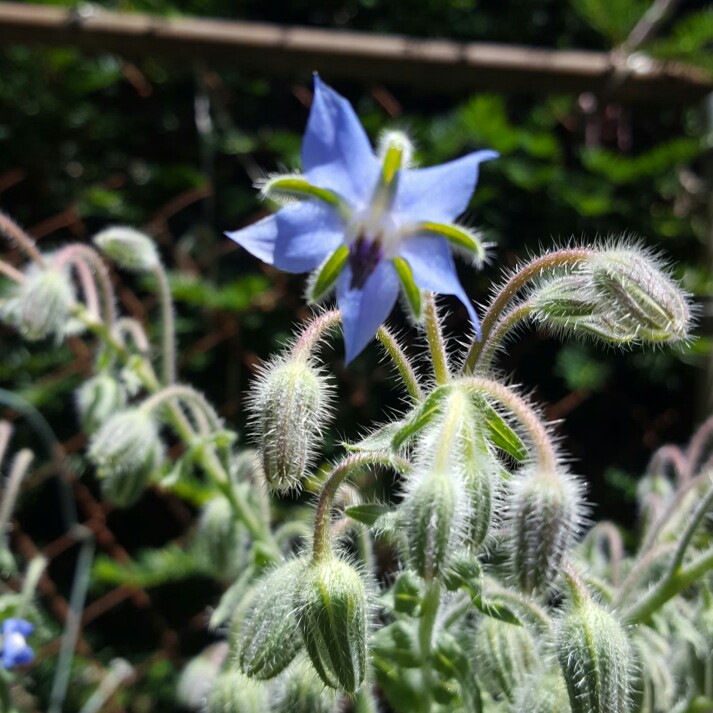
top-left (1, 618), bottom-right (34, 668)
top-left (227, 75), bottom-right (497, 362)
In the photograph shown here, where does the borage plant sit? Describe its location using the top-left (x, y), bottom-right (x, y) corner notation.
top-left (0, 77), bottom-right (710, 713)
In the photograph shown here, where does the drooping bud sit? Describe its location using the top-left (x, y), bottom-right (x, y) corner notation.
top-left (175, 642), bottom-right (229, 709)
top-left (473, 617), bottom-right (540, 702)
top-left (589, 247), bottom-right (690, 344)
top-left (513, 671), bottom-right (571, 713)
top-left (250, 356), bottom-right (331, 493)
top-left (400, 468), bottom-right (464, 580)
top-left (530, 272), bottom-right (597, 328)
top-left (93, 226), bottom-right (160, 272)
top-left (506, 466), bottom-right (585, 594)
top-left (2, 264), bottom-right (75, 341)
top-left (235, 559), bottom-right (305, 680)
top-left (295, 556), bottom-right (368, 693)
top-left (204, 670), bottom-right (269, 713)
top-left (272, 661), bottom-right (341, 713)
top-left (88, 408), bottom-right (163, 507)
top-left (75, 372), bottom-right (127, 433)
top-left (556, 585), bottom-right (635, 713)
top-left (192, 497), bottom-right (247, 581)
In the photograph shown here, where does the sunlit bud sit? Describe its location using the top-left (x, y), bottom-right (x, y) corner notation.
top-left (3, 265), bottom-right (75, 341)
top-left (250, 356), bottom-right (331, 493)
top-left (557, 588), bottom-right (635, 713)
top-left (273, 660), bottom-right (341, 713)
top-left (590, 247), bottom-right (690, 344)
top-left (75, 372), bottom-right (127, 433)
top-left (473, 618), bottom-right (540, 702)
top-left (88, 408), bottom-right (163, 507)
top-left (192, 497), bottom-right (246, 581)
top-left (530, 273), bottom-right (597, 322)
top-left (401, 468), bottom-right (464, 580)
top-left (93, 226), bottom-right (160, 272)
top-left (513, 671), bottom-right (571, 713)
top-left (175, 642), bottom-right (229, 709)
top-left (507, 466), bottom-right (585, 594)
top-left (295, 556), bottom-right (368, 693)
top-left (235, 559), bottom-right (305, 680)
top-left (204, 670), bottom-right (269, 713)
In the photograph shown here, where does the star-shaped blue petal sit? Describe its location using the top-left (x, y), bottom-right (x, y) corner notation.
top-left (227, 75), bottom-right (497, 362)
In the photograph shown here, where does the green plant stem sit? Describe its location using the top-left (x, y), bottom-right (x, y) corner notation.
top-left (473, 301), bottom-right (534, 372)
top-left (463, 248), bottom-right (593, 373)
top-left (291, 309), bottom-right (341, 360)
top-left (423, 292), bottom-right (449, 384)
top-left (141, 384), bottom-right (223, 432)
top-left (0, 449), bottom-right (33, 537)
top-left (312, 452), bottom-right (409, 562)
top-left (376, 325), bottom-right (423, 401)
top-left (462, 376), bottom-right (557, 472)
top-left (152, 263), bottom-right (176, 385)
top-left (418, 579), bottom-right (442, 710)
top-left (0, 676), bottom-right (11, 712)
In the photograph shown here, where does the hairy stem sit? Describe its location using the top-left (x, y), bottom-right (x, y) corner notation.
top-left (0, 212), bottom-right (45, 266)
top-left (418, 579), bottom-right (442, 710)
top-left (376, 325), bottom-right (423, 401)
top-left (151, 263), bottom-right (176, 385)
top-left (463, 248), bottom-right (593, 373)
top-left (0, 259), bottom-right (26, 283)
top-left (0, 449), bottom-right (33, 539)
top-left (291, 309), bottom-right (341, 360)
top-left (424, 292), bottom-right (449, 384)
top-left (474, 301), bottom-right (534, 372)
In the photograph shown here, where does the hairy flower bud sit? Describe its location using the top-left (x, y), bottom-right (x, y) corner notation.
top-left (193, 497), bottom-right (247, 581)
top-left (295, 556), bottom-right (368, 693)
top-left (272, 661), bottom-right (341, 713)
top-left (75, 372), bottom-right (127, 433)
top-left (507, 466), bottom-right (585, 594)
top-left (473, 618), bottom-right (540, 701)
top-left (235, 560), bottom-right (304, 679)
top-left (93, 226), bottom-right (160, 272)
top-left (204, 670), bottom-right (269, 713)
top-left (250, 357), bottom-right (331, 493)
top-left (88, 408), bottom-right (163, 507)
top-left (176, 642), bottom-right (229, 709)
top-left (513, 672), bottom-right (570, 713)
top-left (590, 247), bottom-right (690, 344)
top-left (3, 265), bottom-right (75, 341)
top-left (530, 273), bottom-right (597, 322)
top-left (401, 468), bottom-right (464, 580)
top-left (557, 591), bottom-right (635, 713)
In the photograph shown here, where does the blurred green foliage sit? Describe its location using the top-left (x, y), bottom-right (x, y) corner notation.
top-left (1, 0), bottom-right (712, 710)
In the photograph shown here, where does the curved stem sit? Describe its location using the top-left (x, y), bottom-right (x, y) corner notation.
top-left (462, 376), bottom-right (557, 472)
top-left (0, 212), bottom-right (45, 266)
top-left (376, 325), bottom-right (423, 401)
top-left (151, 263), bottom-right (176, 385)
top-left (423, 292), bottom-right (449, 384)
top-left (291, 309), bottom-right (341, 360)
top-left (113, 317), bottom-right (150, 354)
top-left (141, 384), bottom-right (222, 432)
top-left (312, 452), bottom-right (409, 562)
top-left (70, 257), bottom-right (102, 322)
top-left (463, 248), bottom-right (593, 373)
top-left (0, 449), bottom-right (33, 538)
top-left (0, 259), bottom-right (26, 283)
top-left (473, 301), bottom-right (534, 372)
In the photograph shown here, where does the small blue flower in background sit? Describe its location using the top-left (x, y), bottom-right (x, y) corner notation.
top-left (1, 618), bottom-right (34, 668)
top-left (227, 75), bottom-right (497, 362)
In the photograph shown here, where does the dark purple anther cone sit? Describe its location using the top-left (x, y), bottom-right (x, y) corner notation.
top-left (349, 238), bottom-right (383, 289)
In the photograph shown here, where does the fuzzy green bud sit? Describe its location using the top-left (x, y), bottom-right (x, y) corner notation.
top-left (3, 265), bottom-right (75, 341)
top-left (507, 466), bottom-right (584, 594)
top-left (473, 618), bottom-right (540, 701)
top-left (75, 372), bottom-right (127, 433)
top-left (295, 556), bottom-right (368, 693)
top-left (530, 273), bottom-right (597, 322)
top-left (272, 661), bottom-right (341, 713)
top-left (93, 226), bottom-right (160, 272)
top-left (193, 497), bottom-right (246, 581)
top-left (88, 408), bottom-right (163, 507)
top-left (513, 671), bottom-right (570, 713)
top-left (557, 591), bottom-right (635, 713)
top-left (204, 670), bottom-right (269, 713)
top-left (175, 642), bottom-right (229, 709)
top-left (401, 468), bottom-right (464, 580)
top-left (590, 247), bottom-right (690, 344)
top-left (250, 357), bottom-right (331, 493)
top-left (235, 560), bottom-right (304, 680)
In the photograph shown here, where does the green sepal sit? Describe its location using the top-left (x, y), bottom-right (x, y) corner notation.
top-left (392, 385), bottom-right (452, 451)
top-left (393, 570), bottom-right (422, 616)
top-left (476, 399), bottom-right (528, 461)
top-left (394, 257), bottom-right (422, 319)
top-left (310, 245), bottom-right (349, 302)
top-left (419, 222), bottom-right (486, 266)
top-left (382, 143), bottom-right (404, 184)
top-left (345, 503), bottom-right (392, 527)
top-left (262, 175), bottom-right (347, 214)
top-left (343, 420), bottom-right (404, 453)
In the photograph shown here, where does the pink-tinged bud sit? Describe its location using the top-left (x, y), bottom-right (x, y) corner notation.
top-left (506, 466), bottom-right (585, 594)
top-left (93, 226), bottom-right (160, 273)
top-left (250, 357), bottom-right (332, 493)
top-left (75, 372), bottom-right (127, 434)
top-left (294, 556), bottom-right (368, 693)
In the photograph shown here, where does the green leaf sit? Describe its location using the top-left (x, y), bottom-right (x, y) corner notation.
top-left (262, 174), bottom-right (343, 208)
top-left (476, 400), bottom-right (528, 461)
top-left (392, 386), bottom-right (452, 451)
top-left (393, 257), bottom-right (422, 319)
top-left (470, 594), bottom-right (524, 626)
top-left (310, 246), bottom-right (349, 302)
top-left (345, 503), bottom-right (392, 526)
